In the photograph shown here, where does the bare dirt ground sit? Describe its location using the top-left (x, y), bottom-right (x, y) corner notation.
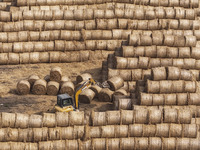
top-left (0, 60), bottom-right (114, 114)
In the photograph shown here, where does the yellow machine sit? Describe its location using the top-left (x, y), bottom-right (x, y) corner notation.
top-left (55, 78), bottom-right (97, 112)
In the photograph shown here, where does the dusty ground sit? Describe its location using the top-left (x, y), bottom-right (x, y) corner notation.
top-left (0, 60), bottom-right (114, 114)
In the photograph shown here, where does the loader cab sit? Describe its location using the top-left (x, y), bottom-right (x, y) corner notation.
top-left (57, 94), bottom-right (74, 108)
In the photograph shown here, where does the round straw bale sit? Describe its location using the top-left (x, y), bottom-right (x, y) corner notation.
top-left (164, 108), bottom-right (178, 123)
top-left (59, 81), bottom-right (74, 96)
top-left (152, 31), bottom-right (163, 45)
top-left (177, 93), bottom-right (188, 105)
top-left (39, 52), bottom-right (50, 63)
top-left (149, 137), bottom-right (162, 150)
top-left (1, 112), bottom-right (16, 128)
top-left (160, 58), bottom-right (172, 67)
top-left (149, 109), bottom-right (162, 124)
top-left (155, 7), bottom-right (165, 18)
top-left (118, 98), bottom-right (132, 110)
top-left (189, 93), bottom-right (200, 105)
top-left (76, 73), bottom-right (92, 84)
top-left (126, 58), bottom-right (138, 69)
top-left (79, 89), bottom-right (95, 104)
top-left (167, 67), bottom-right (180, 80)
top-left (43, 113), bottom-right (56, 128)
top-left (134, 8), bottom-right (145, 19)
top-left (32, 79), bottom-right (47, 95)
top-left (153, 94), bottom-right (164, 105)
top-left (49, 128), bottom-right (61, 141)
top-left (131, 69), bottom-right (142, 81)
top-left (60, 76), bottom-right (69, 85)
top-left (107, 138), bottom-right (120, 150)
top-left (94, 10), bottom-right (104, 19)
top-left (92, 111), bottom-right (106, 126)
top-left (135, 138), bottom-right (148, 150)
top-left (115, 125), bottom-right (128, 138)
top-left (85, 126), bottom-right (101, 139)
top-left (164, 35), bottom-right (174, 46)
top-left (160, 81), bottom-right (172, 93)
top-left (185, 9), bottom-right (195, 20)
top-left (155, 124), bottom-right (169, 137)
top-left (101, 125), bottom-right (115, 138)
top-left (190, 70), bottom-right (200, 80)
top-left (122, 46), bottom-right (134, 57)
top-left (173, 59), bottom-right (184, 68)
top-left (180, 70), bottom-right (192, 80)
top-left (166, 47), bottom-right (178, 58)
top-left (28, 75), bottom-right (40, 87)
top-left (190, 139), bottom-right (200, 150)
top-left (140, 93), bottom-right (153, 106)
top-left (66, 140), bottom-right (79, 150)
top-left (5, 128), bottom-right (18, 142)
top-left (89, 85), bottom-right (102, 98)
top-left (162, 138), bottom-right (176, 150)
top-left (8, 53), bottom-right (19, 65)
top-left (0, 53), bottom-right (8, 65)
top-left (179, 47), bottom-right (190, 58)
top-left (147, 80), bottom-right (160, 93)
top-left (184, 81), bottom-right (196, 93)
top-left (164, 94), bottom-right (177, 105)
top-left (179, 19), bottom-right (193, 30)
top-left (145, 46), bottom-right (157, 58)
top-left (139, 35), bottom-right (152, 46)
top-left (98, 88), bottom-right (114, 102)
top-left (148, 58), bottom-right (161, 68)
top-left (92, 138), bottom-right (106, 150)
top-left (129, 124), bottom-right (143, 137)
top-left (183, 124), bottom-right (197, 138)
top-left (55, 112), bottom-right (69, 127)
top-left (174, 36), bottom-right (185, 47)
top-left (33, 128), bottom-right (48, 142)
top-left (176, 138), bottom-right (190, 150)
top-left (165, 8), bottom-right (175, 19)
top-left (15, 113), bottom-right (29, 129)
top-left (121, 110), bottom-right (134, 125)
top-left (29, 114), bottom-right (42, 128)
top-left (138, 57), bottom-right (149, 69)
top-left (17, 80), bottom-right (30, 95)
top-left (134, 108), bottom-right (148, 124)
top-left (129, 34), bottom-right (140, 46)
top-left (114, 57), bottom-right (127, 69)
top-left (170, 124), bottom-right (182, 137)
top-left (29, 52), bottom-right (40, 64)
top-left (107, 76), bottom-right (124, 91)
top-left (175, 9), bottom-right (185, 19)
top-left (47, 81), bottom-right (59, 96)
top-left (69, 111), bottom-right (84, 126)
top-left (60, 127), bottom-right (74, 140)
top-left (152, 67), bottom-right (166, 81)
top-left (79, 140), bottom-right (91, 150)
top-left (0, 128), bottom-right (6, 142)
top-left (50, 67), bottom-right (62, 82)
top-left (106, 111), bottom-right (120, 125)
top-left (178, 109), bottom-right (191, 124)
top-left (120, 137), bottom-right (135, 149)
top-left (185, 35), bottom-right (197, 47)
top-left (114, 89), bottom-right (127, 96)
top-left (143, 125), bottom-right (156, 137)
